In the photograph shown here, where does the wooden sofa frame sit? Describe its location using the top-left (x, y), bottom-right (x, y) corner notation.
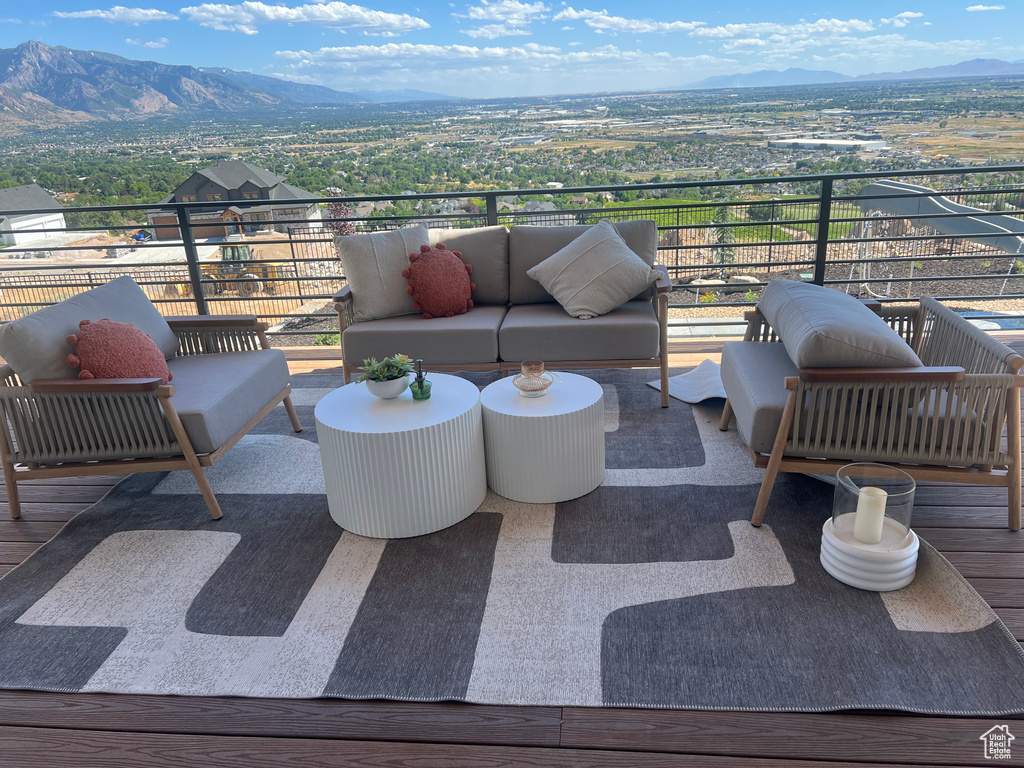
top-left (334, 265), bottom-right (674, 407)
top-left (719, 298), bottom-right (1024, 530)
top-left (0, 316), bottom-right (301, 521)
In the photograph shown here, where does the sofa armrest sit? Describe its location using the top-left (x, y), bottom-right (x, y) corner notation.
top-left (798, 366), bottom-right (965, 384)
top-left (334, 286), bottom-right (353, 304)
top-left (30, 377), bottom-right (172, 394)
top-left (653, 265), bottom-right (672, 294)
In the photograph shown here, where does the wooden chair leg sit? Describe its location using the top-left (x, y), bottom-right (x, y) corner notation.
top-left (1008, 385), bottom-right (1022, 531)
top-left (751, 386), bottom-right (797, 527)
top-left (343, 363), bottom-right (353, 385)
top-left (161, 396), bottom-right (223, 520)
top-left (719, 399), bottom-right (733, 431)
top-left (0, 425), bottom-right (21, 519)
top-left (283, 395), bottom-right (302, 433)
top-left (3, 463), bottom-right (20, 520)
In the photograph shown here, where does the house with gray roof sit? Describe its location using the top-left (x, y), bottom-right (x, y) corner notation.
top-left (147, 160), bottom-right (321, 241)
top-left (0, 184), bottom-right (66, 247)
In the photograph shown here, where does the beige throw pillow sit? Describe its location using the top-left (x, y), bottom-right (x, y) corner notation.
top-left (526, 219), bottom-right (659, 319)
top-left (336, 226), bottom-right (430, 323)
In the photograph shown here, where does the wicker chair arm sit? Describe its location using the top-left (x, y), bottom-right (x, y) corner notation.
top-left (30, 377), bottom-right (171, 394)
top-left (333, 285), bottom-right (353, 303)
top-left (798, 366), bottom-right (965, 384)
top-left (653, 265), bottom-right (672, 294)
top-left (171, 315), bottom-right (268, 355)
top-left (167, 315), bottom-right (263, 329)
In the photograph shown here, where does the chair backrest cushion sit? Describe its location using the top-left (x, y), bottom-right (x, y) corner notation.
top-left (336, 226), bottom-right (430, 323)
top-left (509, 219), bottom-right (657, 305)
top-left (759, 280), bottom-right (923, 368)
top-left (429, 226), bottom-right (509, 305)
top-left (0, 276), bottom-right (179, 383)
top-left (525, 219), bottom-right (659, 319)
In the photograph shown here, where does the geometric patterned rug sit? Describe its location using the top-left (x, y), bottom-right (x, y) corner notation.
top-left (1, 368), bottom-right (1023, 715)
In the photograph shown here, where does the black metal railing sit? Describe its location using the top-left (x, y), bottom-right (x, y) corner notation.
top-left (2, 164), bottom-right (1024, 343)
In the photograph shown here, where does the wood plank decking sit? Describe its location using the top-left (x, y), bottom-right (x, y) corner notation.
top-left (1, 336), bottom-right (1023, 767)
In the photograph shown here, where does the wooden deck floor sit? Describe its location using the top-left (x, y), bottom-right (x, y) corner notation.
top-left (2, 336), bottom-right (1024, 767)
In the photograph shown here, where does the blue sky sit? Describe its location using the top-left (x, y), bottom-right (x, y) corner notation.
top-left (3, 2), bottom-right (1019, 97)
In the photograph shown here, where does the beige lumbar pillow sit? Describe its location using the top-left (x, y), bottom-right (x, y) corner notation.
top-left (336, 226), bottom-right (430, 323)
top-left (526, 219), bottom-right (659, 319)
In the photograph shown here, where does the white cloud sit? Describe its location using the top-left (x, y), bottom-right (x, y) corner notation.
top-left (125, 36), bottom-right (169, 46)
top-left (459, 0), bottom-right (548, 39)
top-left (691, 18), bottom-right (874, 40)
top-left (463, 23), bottom-right (531, 38)
top-left (553, 7), bottom-right (702, 34)
top-left (881, 11), bottom-right (923, 28)
top-left (53, 6), bottom-right (178, 24)
top-left (466, 0), bottom-right (548, 24)
top-left (179, 1), bottom-right (429, 36)
top-left (966, 4), bottom-right (1004, 9)
top-left (274, 41), bottom-right (734, 92)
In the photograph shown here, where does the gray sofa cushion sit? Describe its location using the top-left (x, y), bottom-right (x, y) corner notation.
top-left (336, 226), bottom-right (429, 322)
top-left (721, 341), bottom-right (797, 454)
top-left (499, 300), bottom-right (659, 362)
top-left (758, 280), bottom-right (923, 368)
top-left (526, 219), bottom-right (659, 319)
top-left (429, 226), bottom-right (509, 306)
top-left (167, 349), bottom-right (290, 455)
top-left (509, 219), bottom-right (658, 305)
top-left (343, 305), bottom-right (507, 365)
top-left (0, 276), bottom-right (179, 383)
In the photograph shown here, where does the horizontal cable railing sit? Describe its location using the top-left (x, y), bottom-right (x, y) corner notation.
top-left (1, 164), bottom-right (1024, 343)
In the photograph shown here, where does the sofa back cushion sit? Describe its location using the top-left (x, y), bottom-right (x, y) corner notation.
top-left (336, 226), bottom-right (430, 323)
top-left (428, 226), bottom-right (509, 305)
top-left (0, 276), bottom-right (179, 383)
top-left (509, 219), bottom-right (658, 305)
top-left (758, 280), bottom-right (923, 368)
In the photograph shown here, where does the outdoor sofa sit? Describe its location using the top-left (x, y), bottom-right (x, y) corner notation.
top-left (719, 280), bottom-right (1024, 529)
top-left (333, 219), bottom-right (673, 406)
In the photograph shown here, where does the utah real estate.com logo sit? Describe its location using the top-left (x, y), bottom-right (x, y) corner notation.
top-left (981, 725), bottom-right (1014, 760)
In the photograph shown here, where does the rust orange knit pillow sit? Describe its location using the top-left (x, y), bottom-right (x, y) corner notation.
top-left (402, 243), bottom-right (476, 319)
top-left (66, 318), bottom-right (173, 384)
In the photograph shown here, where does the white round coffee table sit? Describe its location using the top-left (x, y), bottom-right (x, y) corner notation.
top-left (480, 372), bottom-right (604, 503)
top-left (315, 373), bottom-right (486, 538)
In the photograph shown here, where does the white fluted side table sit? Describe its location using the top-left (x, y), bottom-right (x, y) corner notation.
top-left (481, 372), bottom-right (604, 503)
top-left (315, 373), bottom-right (486, 538)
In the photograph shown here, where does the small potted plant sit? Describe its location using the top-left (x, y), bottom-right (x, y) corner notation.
top-left (359, 354), bottom-right (415, 399)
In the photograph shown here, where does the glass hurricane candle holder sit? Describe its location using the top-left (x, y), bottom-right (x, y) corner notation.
top-left (821, 463), bottom-right (919, 592)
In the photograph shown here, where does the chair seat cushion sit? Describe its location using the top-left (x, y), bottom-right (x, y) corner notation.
top-left (343, 305), bottom-right (507, 365)
top-left (721, 341), bottom-right (798, 454)
top-left (167, 349), bottom-right (290, 454)
top-left (499, 301), bottom-right (659, 362)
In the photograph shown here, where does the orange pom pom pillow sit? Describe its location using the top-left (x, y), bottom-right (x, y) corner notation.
top-left (402, 243), bottom-right (475, 319)
top-left (66, 318), bottom-right (173, 384)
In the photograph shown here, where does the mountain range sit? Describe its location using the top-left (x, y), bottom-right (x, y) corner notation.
top-left (5, 40), bottom-right (1024, 135)
top-left (0, 41), bottom-right (451, 134)
top-left (687, 59), bottom-right (1024, 89)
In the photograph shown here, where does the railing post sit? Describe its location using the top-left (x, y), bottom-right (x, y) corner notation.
top-left (176, 205), bottom-right (208, 315)
top-left (485, 193), bottom-right (499, 227)
top-left (812, 177), bottom-right (833, 286)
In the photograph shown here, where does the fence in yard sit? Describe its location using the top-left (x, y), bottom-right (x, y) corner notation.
top-left (1, 164), bottom-right (1023, 340)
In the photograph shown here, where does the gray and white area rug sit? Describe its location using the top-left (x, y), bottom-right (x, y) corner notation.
top-left (2, 369), bottom-right (1024, 715)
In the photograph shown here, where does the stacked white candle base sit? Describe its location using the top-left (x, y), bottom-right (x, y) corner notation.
top-left (820, 514), bottom-right (920, 592)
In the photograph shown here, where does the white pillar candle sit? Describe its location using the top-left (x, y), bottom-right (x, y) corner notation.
top-left (853, 486), bottom-right (888, 544)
